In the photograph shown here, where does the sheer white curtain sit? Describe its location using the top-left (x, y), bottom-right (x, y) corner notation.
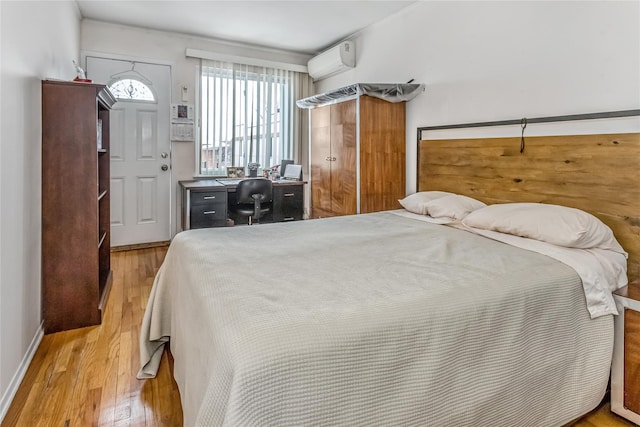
top-left (198, 59), bottom-right (312, 176)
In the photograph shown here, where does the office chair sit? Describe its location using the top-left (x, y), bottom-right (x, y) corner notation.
top-left (232, 178), bottom-right (273, 225)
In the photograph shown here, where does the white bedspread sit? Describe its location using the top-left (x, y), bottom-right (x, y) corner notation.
top-left (391, 209), bottom-right (629, 318)
top-left (139, 211), bottom-right (613, 426)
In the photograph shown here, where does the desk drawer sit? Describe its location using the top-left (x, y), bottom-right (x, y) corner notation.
top-left (190, 200), bottom-right (227, 228)
top-left (189, 189), bottom-right (228, 229)
top-left (190, 190), bottom-right (226, 206)
top-left (273, 185), bottom-right (303, 222)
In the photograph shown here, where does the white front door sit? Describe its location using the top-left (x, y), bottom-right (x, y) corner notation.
top-left (86, 57), bottom-right (172, 246)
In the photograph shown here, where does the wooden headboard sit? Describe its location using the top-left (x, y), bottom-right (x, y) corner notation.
top-left (417, 132), bottom-right (640, 282)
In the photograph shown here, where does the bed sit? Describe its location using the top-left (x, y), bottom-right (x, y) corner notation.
top-left (139, 131), bottom-right (639, 426)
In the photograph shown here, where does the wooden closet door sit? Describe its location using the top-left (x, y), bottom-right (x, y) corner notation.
top-left (359, 95), bottom-right (406, 213)
top-left (310, 106), bottom-right (332, 217)
top-left (330, 100), bottom-right (357, 216)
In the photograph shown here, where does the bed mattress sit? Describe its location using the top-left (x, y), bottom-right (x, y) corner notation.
top-left (139, 211), bottom-right (613, 426)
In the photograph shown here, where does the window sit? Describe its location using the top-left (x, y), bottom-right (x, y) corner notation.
top-left (198, 60), bottom-right (301, 175)
top-left (108, 78), bottom-right (156, 102)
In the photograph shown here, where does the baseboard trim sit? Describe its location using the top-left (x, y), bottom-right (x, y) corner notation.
top-left (0, 322), bottom-right (44, 423)
top-left (111, 241), bottom-right (170, 252)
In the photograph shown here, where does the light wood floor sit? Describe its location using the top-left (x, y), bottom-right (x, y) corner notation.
top-left (2, 247), bottom-right (182, 427)
top-left (1, 246), bottom-right (637, 427)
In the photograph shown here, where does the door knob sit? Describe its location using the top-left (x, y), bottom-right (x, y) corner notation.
top-left (161, 164), bottom-right (169, 171)
top-left (161, 152), bottom-right (169, 159)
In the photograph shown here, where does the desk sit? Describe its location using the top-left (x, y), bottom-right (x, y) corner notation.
top-left (180, 179), bottom-right (305, 230)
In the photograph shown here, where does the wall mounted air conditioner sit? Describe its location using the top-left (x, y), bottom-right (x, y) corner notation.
top-left (307, 41), bottom-right (355, 81)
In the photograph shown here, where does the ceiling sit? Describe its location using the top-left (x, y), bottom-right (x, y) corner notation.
top-left (76, 1), bottom-right (416, 55)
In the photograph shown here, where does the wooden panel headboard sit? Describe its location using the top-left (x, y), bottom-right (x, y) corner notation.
top-left (417, 132), bottom-right (640, 282)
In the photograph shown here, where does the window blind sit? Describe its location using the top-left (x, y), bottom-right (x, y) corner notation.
top-left (198, 59), bottom-right (310, 176)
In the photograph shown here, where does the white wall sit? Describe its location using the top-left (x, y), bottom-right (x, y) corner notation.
top-left (318, 1), bottom-right (640, 194)
top-left (80, 20), bottom-right (312, 234)
top-left (1, 0), bottom-right (637, 417)
top-left (0, 0), bottom-right (81, 419)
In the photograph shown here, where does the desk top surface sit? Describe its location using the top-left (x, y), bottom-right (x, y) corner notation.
top-left (180, 178), bottom-right (305, 190)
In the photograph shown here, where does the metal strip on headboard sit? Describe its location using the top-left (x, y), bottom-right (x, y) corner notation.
top-left (417, 109), bottom-right (640, 134)
top-left (416, 108), bottom-right (640, 185)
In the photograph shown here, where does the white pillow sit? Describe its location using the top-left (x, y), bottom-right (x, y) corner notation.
top-left (398, 191), bottom-right (454, 215)
top-left (423, 194), bottom-right (486, 223)
top-left (462, 202), bottom-right (626, 253)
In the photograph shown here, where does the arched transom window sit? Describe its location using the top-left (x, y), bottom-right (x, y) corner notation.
top-left (108, 78), bottom-right (156, 102)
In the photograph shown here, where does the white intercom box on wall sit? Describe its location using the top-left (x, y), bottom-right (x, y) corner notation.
top-left (171, 104), bottom-right (194, 142)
